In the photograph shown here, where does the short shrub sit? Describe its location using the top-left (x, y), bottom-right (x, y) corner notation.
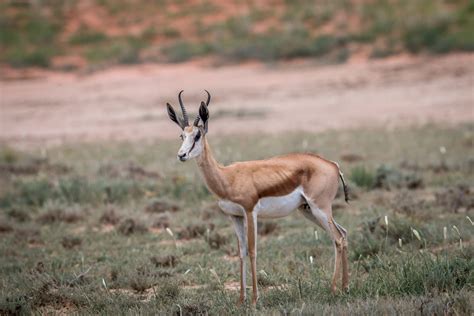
top-left (350, 166), bottom-right (375, 189)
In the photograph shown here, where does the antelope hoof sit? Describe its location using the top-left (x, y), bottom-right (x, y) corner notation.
top-left (343, 284), bottom-right (349, 293)
top-left (251, 295), bottom-right (259, 307)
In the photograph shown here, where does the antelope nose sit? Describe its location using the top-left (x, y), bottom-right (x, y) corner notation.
top-left (178, 153), bottom-right (186, 161)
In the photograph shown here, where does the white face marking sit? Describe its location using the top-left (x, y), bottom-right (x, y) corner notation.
top-left (177, 126), bottom-right (204, 161)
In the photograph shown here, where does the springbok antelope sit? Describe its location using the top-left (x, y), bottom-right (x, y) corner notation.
top-left (166, 90), bottom-right (349, 305)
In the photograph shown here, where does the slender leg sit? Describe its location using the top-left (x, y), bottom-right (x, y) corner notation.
top-left (330, 233), bottom-right (343, 294)
top-left (245, 211), bottom-right (259, 306)
top-left (299, 202), bottom-right (347, 294)
top-left (335, 222), bottom-right (349, 291)
top-left (230, 215), bottom-right (247, 304)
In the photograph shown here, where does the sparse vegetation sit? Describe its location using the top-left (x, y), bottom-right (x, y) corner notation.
top-left (1, 1), bottom-right (473, 68)
top-left (0, 124), bottom-right (472, 313)
top-left (350, 166), bottom-right (375, 189)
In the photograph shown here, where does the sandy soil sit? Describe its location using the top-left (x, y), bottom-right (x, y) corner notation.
top-left (0, 53), bottom-right (473, 148)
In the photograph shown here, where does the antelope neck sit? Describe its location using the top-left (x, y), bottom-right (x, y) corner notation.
top-left (195, 138), bottom-right (227, 198)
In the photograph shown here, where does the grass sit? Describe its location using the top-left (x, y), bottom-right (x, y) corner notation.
top-left (69, 27), bottom-right (108, 45)
top-left (349, 166), bottom-right (375, 189)
top-left (0, 123), bottom-right (473, 314)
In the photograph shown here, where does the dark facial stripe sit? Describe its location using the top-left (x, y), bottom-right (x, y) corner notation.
top-left (188, 139), bottom-right (196, 155)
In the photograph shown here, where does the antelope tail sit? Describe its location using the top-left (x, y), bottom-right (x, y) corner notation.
top-left (339, 170), bottom-right (349, 203)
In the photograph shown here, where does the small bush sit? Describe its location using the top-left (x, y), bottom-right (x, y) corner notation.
top-left (0, 179), bottom-right (53, 208)
top-left (155, 279), bottom-right (180, 302)
top-left (403, 17), bottom-right (450, 53)
top-left (350, 166), bottom-right (375, 189)
top-left (435, 184), bottom-right (473, 213)
top-left (85, 37), bottom-right (145, 65)
top-left (0, 146), bottom-right (19, 164)
top-left (0, 221), bottom-right (14, 234)
top-left (61, 236), bottom-right (82, 249)
top-left (117, 218), bottom-right (147, 236)
top-left (36, 207), bottom-right (83, 224)
top-left (151, 214), bottom-right (170, 229)
top-left (179, 223), bottom-right (214, 239)
top-left (145, 198), bottom-right (180, 213)
top-left (374, 165), bottom-right (423, 190)
top-left (391, 190), bottom-right (428, 218)
top-left (99, 208), bottom-right (121, 225)
top-left (206, 231), bottom-right (228, 250)
top-left (161, 41), bottom-right (209, 63)
top-left (69, 28), bottom-right (108, 45)
top-left (150, 255), bottom-right (179, 268)
top-left (161, 27), bottom-right (180, 39)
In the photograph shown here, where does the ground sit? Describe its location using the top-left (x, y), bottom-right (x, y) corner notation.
top-left (0, 55), bottom-right (473, 314)
top-left (1, 53), bottom-right (473, 147)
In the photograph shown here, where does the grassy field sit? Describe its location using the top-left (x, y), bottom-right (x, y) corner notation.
top-left (1, 0), bottom-right (473, 68)
top-left (0, 123), bottom-right (473, 314)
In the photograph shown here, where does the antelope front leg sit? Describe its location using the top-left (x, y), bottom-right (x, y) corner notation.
top-left (245, 211), bottom-right (259, 306)
top-left (230, 216), bottom-right (247, 304)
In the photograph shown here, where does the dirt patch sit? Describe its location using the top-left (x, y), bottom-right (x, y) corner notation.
top-left (178, 223), bottom-right (215, 240)
top-left (117, 218), bottom-right (148, 235)
top-left (1, 54), bottom-right (472, 148)
top-left (61, 236), bottom-right (82, 249)
top-left (99, 208), bottom-right (121, 225)
top-left (150, 214), bottom-right (171, 230)
top-left (0, 220), bottom-right (14, 234)
top-left (145, 199), bottom-right (180, 214)
top-left (37, 208), bottom-right (84, 224)
top-left (206, 231), bottom-right (228, 249)
top-left (435, 184), bottom-right (473, 213)
top-left (150, 255), bottom-right (179, 268)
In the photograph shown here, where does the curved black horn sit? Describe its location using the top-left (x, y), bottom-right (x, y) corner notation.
top-left (204, 89), bottom-right (211, 106)
top-left (193, 116), bottom-right (200, 126)
top-left (178, 90), bottom-right (189, 125)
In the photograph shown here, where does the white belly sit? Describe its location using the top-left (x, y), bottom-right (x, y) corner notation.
top-left (218, 186), bottom-right (305, 219)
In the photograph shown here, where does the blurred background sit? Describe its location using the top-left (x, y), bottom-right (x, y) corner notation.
top-left (0, 1), bottom-right (473, 314)
top-left (0, 0), bottom-right (473, 146)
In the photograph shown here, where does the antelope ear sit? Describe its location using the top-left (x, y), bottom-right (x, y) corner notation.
top-left (167, 103), bottom-right (184, 130)
top-left (198, 101), bottom-right (209, 133)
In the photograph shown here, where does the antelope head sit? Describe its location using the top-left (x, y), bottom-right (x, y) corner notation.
top-left (166, 90), bottom-right (211, 162)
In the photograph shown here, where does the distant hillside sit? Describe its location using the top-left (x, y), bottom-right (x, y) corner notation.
top-left (1, 0), bottom-right (472, 70)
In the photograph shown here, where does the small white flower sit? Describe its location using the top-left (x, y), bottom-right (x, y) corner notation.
top-left (452, 225), bottom-right (461, 237)
top-left (166, 227), bottom-right (174, 237)
top-left (412, 228), bottom-right (421, 241)
top-left (309, 256), bottom-right (314, 264)
top-left (439, 146), bottom-right (446, 154)
top-left (314, 230), bottom-right (319, 241)
top-left (398, 238), bottom-right (402, 248)
top-left (384, 215), bottom-right (389, 227)
top-left (443, 226), bottom-right (447, 240)
top-left (184, 269), bottom-right (191, 275)
top-left (102, 278), bottom-right (107, 289)
top-left (466, 216), bottom-right (473, 226)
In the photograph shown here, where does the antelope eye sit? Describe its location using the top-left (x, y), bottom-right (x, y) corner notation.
top-left (180, 134), bottom-right (184, 140)
top-left (194, 130), bottom-right (201, 141)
